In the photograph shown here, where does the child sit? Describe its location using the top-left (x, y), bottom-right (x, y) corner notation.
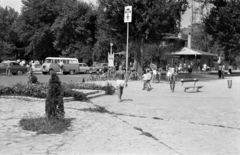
top-left (147, 69), bottom-right (152, 90)
top-left (142, 70), bottom-right (150, 91)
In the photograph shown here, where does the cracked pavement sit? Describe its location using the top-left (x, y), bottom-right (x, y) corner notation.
top-left (0, 76), bottom-right (240, 155)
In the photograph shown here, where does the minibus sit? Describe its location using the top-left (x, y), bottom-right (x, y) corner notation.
top-left (41, 57), bottom-right (79, 75)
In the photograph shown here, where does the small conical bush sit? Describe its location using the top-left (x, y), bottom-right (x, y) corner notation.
top-left (45, 72), bottom-right (65, 119)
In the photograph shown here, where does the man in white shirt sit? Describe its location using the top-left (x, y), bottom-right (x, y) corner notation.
top-left (142, 69), bottom-right (151, 91)
top-left (142, 70), bottom-right (149, 91)
top-left (59, 61), bottom-right (64, 74)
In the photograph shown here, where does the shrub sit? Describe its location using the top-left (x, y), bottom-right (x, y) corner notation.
top-left (72, 91), bottom-right (88, 101)
top-left (102, 82), bottom-right (116, 95)
top-left (45, 72), bottom-right (65, 119)
top-left (62, 82), bottom-right (116, 95)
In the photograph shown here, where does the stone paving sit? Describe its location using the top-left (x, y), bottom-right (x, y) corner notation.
top-left (0, 76), bottom-right (240, 155)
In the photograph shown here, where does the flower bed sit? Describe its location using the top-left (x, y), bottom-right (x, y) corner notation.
top-left (0, 82), bottom-right (115, 101)
top-left (62, 82), bottom-right (116, 95)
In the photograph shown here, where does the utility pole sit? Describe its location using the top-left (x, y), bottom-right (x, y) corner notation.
top-left (191, 0), bottom-right (194, 35)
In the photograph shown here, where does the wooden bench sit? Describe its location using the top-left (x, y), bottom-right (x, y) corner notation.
top-left (180, 78), bottom-right (203, 92)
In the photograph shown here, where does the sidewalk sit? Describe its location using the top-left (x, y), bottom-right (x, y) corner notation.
top-left (0, 77), bottom-right (240, 155)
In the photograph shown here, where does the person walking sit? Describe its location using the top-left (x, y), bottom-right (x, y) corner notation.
top-left (218, 63), bottom-right (222, 79)
top-left (228, 64), bottom-right (232, 74)
top-left (152, 69), bottom-right (157, 83)
top-left (147, 69), bottom-right (152, 90)
top-left (59, 61), bottom-right (64, 74)
top-left (221, 63), bottom-right (225, 79)
top-left (185, 64), bottom-right (193, 78)
top-left (6, 62), bottom-right (11, 76)
top-left (114, 66), bottom-right (127, 102)
top-left (156, 67), bottom-right (162, 83)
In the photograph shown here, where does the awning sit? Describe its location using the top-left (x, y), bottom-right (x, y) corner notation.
top-left (170, 47), bottom-right (217, 57)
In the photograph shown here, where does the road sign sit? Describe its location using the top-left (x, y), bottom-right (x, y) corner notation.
top-left (124, 6), bottom-right (132, 23)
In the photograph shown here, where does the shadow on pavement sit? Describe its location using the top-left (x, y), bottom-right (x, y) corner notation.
top-left (121, 99), bottom-right (133, 102)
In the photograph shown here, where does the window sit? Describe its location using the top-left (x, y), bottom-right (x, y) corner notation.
top-left (55, 59), bottom-right (60, 64)
top-left (45, 59), bottom-right (52, 63)
top-left (12, 63), bottom-right (19, 66)
top-left (69, 60), bottom-right (78, 64)
top-left (83, 64), bottom-right (87, 67)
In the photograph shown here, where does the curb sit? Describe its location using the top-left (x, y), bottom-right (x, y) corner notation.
top-left (87, 91), bottom-right (106, 99)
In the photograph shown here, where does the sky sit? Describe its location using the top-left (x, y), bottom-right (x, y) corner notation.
top-left (0, 0), bottom-right (192, 28)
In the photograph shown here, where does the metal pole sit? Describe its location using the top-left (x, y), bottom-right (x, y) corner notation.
top-left (126, 22), bottom-right (129, 74)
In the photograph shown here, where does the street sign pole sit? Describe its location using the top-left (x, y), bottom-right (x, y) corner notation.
top-left (126, 22), bottom-right (129, 75)
top-left (124, 6), bottom-right (132, 75)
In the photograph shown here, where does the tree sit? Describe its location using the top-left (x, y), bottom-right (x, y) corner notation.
top-left (18, 0), bottom-right (61, 60)
top-left (51, 0), bottom-right (96, 57)
top-left (45, 72), bottom-right (64, 119)
top-left (97, 0), bottom-right (188, 73)
top-left (0, 6), bottom-right (20, 60)
top-left (17, 0), bottom-right (97, 61)
top-left (204, 0), bottom-right (240, 64)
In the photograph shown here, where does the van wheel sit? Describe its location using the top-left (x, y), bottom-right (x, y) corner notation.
top-left (17, 70), bottom-right (23, 75)
top-left (85, 70), bottom-right (89, 74)
top-left (49, 69), bottom-right (54, 75)
top-left (69, 70), bottom-right (75, 75)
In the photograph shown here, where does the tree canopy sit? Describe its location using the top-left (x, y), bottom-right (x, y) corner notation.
top-left (97, 0), bottom-right (188, 72)
top-left (1, 0), bottom-right (188, 69)
top-left (204, 0), bottom-right (240, 63)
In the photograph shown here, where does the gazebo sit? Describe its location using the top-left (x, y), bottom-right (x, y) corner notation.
top-left (167, 47), bottom-right (217, 69)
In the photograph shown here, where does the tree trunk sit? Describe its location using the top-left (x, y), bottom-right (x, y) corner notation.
top-left (133, 37), bottom-right (144, 75)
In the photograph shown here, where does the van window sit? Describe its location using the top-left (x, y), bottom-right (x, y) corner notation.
top-left (83, 64), bottom-right (87, 67)
top-left (69, 60), bottom-right (78, 64)
top-left (45, 59), bottom-right (52, 63)
top-left (55, 59), bottom-right (60, 64)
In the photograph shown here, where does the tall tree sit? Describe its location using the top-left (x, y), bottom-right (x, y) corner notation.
top-left (0, 6), bottom-right (19, 60)
top-left (51, 1), bottom-right (95, 56)
top-left (17, 0), bottom-right (60, 60)
top-left (204, 0), bottom-right (240, 63)
top-left (97, 0), bottom-right (188, 73)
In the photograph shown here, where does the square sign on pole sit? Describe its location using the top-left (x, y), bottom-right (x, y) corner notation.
top-left (124, 6), bottom-right (132, 23)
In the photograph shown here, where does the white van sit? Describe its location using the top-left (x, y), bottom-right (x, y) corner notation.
top-left (41, 57), bottom-right (79, 75)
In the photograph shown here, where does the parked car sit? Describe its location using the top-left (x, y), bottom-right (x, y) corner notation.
top-left (89, 63), bottom-right (108, 72)
top-left (0, 61), bottom-right (28, 75)
top-left (79, 63), bottom-right (90, 74)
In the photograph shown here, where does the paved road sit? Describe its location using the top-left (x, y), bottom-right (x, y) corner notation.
top-left (0, 75), bottom-right (240, 154)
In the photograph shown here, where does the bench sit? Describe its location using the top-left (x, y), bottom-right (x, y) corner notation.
top-left (181, 78), bottom-right (198, 86)
top-left (181, 78), bottom-right (203, 92)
